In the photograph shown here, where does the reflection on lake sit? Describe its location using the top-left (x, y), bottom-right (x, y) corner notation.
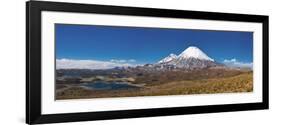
top-left (81, 82), bottom-right (139, 90)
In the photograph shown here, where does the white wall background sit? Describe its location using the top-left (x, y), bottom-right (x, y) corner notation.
top-left (0, 0), bottom-right (279, 124)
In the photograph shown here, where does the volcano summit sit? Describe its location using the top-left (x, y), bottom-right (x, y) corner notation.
top-left (157, 46), bottom-right (223, 70)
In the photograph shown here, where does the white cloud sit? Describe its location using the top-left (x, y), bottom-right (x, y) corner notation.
top-left (56, 58), bottom-right (137, 70)
top-left (223, 58), bottom-right (253, 68)
top-left (128, 59), bottom-right (136, 62)
top-left (110, 59), bottom-right (136, 63)
top-left (110, 59), bottom-right (127, 63)
top-left (223, 58), bottom-right (237, 63)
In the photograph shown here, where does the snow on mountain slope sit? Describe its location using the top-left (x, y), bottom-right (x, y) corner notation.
top-left (178, 46), bottom-right (214, 61)
top-left (158, 53), bottom-right (177, 63)
top-left (157, 46), bottom-right (221, 69)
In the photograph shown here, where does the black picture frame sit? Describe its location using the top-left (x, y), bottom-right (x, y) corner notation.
top-left (26, 1), bottom-right (269, 124)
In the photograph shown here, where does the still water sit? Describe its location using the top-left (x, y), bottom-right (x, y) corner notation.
top-left (82, 82), bottom-right (139, 90)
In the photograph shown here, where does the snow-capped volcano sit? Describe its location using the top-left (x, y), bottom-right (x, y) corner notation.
top-left (157, 46), bottom-right (222, 69)
top-left (158, 53), bottom-right (177, 63)
top-left (178, 46), bottom-right (214, 61)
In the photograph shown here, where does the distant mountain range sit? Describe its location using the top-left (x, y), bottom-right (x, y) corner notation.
top-left (148, 46), bottom-right (224, 70)
top-left (57, 46), bottom-right (251, 71)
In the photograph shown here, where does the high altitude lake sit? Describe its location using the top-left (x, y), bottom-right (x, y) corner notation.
top-left (81, 82), bottom-right (139, 90)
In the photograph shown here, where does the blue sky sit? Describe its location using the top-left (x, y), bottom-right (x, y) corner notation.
top-left (55, 24), bottom-right (253, 69)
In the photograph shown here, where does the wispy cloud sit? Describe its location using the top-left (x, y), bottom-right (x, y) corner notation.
top-left (110, 59), bottom-right (136, 63)
top-left (56, 58), bottom-right (138, 69)
top-left (223, 58), bottom-right (252, 68)
top-left (128, 59), bottom-right (136, 62)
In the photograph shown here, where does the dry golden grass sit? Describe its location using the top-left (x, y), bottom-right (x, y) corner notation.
top-left (56, 72), bottom-right (253, 100)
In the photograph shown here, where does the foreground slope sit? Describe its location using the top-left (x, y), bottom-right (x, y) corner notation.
top-left (56, 71), bottom-right (253, 99)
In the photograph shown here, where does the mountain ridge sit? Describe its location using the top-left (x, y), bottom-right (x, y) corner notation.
top-left (157, 46), bottom-right (223, 70)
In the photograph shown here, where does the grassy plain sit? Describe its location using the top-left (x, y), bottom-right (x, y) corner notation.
top-left (56, 71), bottom-right (253, 100)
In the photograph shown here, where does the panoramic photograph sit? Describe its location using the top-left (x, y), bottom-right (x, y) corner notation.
top-left (55, 24), bottom-right (253, 100)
